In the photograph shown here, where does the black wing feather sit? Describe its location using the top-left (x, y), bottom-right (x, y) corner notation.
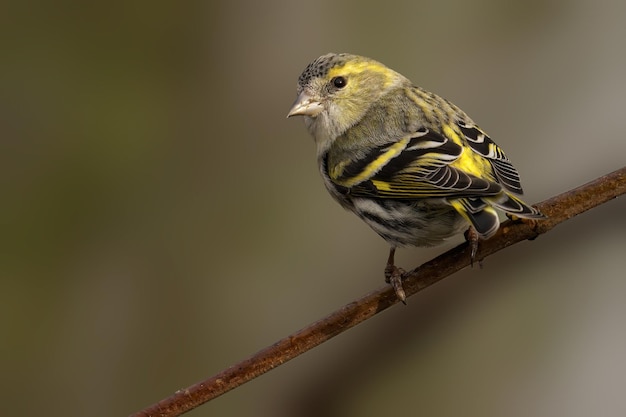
top-left (345, 128), bottom-right (503, 199)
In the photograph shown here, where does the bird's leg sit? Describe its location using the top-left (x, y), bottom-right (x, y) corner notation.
top-left (464, 226), bottom-right (482, 268)
top-left (384, 247), bottom-right (407, 304)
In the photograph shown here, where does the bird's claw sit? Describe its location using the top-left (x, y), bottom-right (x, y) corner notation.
top-left (465, 226), bottom-right (482, 268)
top-left (385, 264), bottom-right (407, 304)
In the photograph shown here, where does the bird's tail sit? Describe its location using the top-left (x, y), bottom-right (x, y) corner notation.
top-left (489, 193), bottom-right (545, 219)
top-left (450, 193), bottom-right (545, 240)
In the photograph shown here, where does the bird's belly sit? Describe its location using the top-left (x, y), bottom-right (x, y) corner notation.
top-left (350, 198), bottom-right (467, 247)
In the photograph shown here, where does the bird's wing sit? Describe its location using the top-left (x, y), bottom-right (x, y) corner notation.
top-left (456, 120), bottom-right (523, 194)
top-left (328, 127), bottom-right (503, 199)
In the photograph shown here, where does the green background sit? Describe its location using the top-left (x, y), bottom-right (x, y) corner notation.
top-left (2, 1), bottom-right (625, 416)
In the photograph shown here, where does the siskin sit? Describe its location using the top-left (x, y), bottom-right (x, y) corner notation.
top-left (288, 53), bottom-right (545, 303)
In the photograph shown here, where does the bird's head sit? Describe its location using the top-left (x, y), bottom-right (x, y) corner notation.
top-left (288, 53), bottom-right (405, 146)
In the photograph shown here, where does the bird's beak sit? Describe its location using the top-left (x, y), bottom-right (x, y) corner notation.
top-left (287, 91), bottom-right (323, 118)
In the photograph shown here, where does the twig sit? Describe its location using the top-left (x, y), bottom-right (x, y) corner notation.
top-left (130, 166), bottom-right (626, 417)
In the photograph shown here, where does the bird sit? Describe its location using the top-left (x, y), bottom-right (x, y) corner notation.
top-left (287, 53), bottom-right (545, 303)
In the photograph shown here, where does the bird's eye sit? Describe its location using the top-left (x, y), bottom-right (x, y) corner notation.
top-left (332, 76), bottom-right (347, 89)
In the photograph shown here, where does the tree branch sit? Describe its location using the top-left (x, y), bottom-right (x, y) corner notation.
top-left (130, 166), bottom-right (626, 417)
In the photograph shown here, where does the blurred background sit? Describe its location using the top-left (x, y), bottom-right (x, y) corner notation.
top-left (2, 1), bottom-right (625, 416)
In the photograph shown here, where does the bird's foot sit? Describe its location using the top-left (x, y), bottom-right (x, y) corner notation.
top-left (384, 263), bottom-right (407, 304)
top-left (464, 226), bottom-right (483, 268)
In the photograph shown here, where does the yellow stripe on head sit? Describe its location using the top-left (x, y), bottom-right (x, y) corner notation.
top-left (327, 59), bottom-right (396, 88)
